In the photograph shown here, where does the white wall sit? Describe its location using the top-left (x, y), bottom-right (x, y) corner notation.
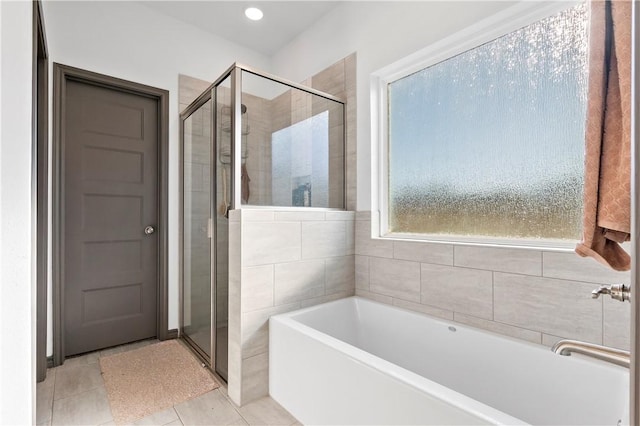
top-left (41, 0), bottom-right (271, 354)
top-left (270, 1), bottom-right (515, 210)
top-left (0, 0), bottom-right (36, 423)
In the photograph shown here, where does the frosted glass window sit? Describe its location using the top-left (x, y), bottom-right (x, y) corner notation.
top-left (388, 3), bottom-right (588, 240)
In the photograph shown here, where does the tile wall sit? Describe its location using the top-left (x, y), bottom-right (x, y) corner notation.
top-left (355, 211), bottom-right (631, 350)
top-left (228, 209), bottom-right (356, 405)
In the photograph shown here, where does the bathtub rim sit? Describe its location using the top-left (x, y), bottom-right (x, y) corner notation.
top-left (270, 296), bottom-right (529, 425)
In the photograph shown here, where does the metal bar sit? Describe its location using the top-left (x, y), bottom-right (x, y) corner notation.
top-left (231, 67), bottom-right (242, 209)
top-left (237, 63), bottom-right (346, 104)
top-left (631, 0), bottom-right (639, 422)
top-left (210, 87), bottom-right (217, 371)
top-left (552, 339), bottom-right (630, 368)
top-left (180, 63), bottom-right (236, 120)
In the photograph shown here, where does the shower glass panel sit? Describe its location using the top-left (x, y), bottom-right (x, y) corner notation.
top-left (214, 76), bottom-right (231, 381)
top-left (240, 70), bottom-right (345, 208)
top-left (180, 64), bottom-right (345, 382)
top-left (182, 99), bottom-right (212, 359)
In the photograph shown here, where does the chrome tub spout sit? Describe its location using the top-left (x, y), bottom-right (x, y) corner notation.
top-left (551, 339), bottom-right (630, 368)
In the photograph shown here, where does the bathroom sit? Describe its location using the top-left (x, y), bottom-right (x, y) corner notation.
top-left (0, 0), bottom-right (636, 424)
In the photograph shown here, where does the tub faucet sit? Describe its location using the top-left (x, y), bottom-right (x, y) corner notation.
top-left (591, 283), bottom-right (630, 302)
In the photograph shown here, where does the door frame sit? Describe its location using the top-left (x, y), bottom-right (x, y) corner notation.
top-left (52, 63), bottom-right (170, 366)
top-left (33, 0), bottom-right (49, 382)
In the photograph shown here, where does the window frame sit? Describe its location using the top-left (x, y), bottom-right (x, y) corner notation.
top-left (371, 0), bottom-right (586, 250)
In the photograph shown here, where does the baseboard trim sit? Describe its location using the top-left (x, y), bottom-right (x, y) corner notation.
top-left (165, 328), bottom-right (178, 340)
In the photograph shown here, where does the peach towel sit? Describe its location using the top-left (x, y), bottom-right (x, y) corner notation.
top-left (576, 0), bottom-right (631, 271)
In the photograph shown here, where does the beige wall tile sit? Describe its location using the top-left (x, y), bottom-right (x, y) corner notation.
top-left (355, 289), bottom-right (393, 304)
top-left (241, 352), bottom-right (269, 405)
top-left (346, 220), bottom-right (355, 255)
top-left (494, 273), bottom-right (603, 344)
top-left (241, 303), bottom-right (300, 359)
top-left (301, 221), bottom-right (346, 258)
top-left (392, 298), bottom-right (453, 321)
top-left (542, 251), bottom-right (630, 284)
top-left (355, 255), bottom-right (370, 290)
top-left (355, 220), bottom-right (393, 258)
top-left (454, 246), bottom-right (541, 276)
top-left (273, 211), bottom-right (325, 221)
top-left (541, 333), bottom-right (565, 348)
top-left (370, 258), bottom-right (420, 302)
top-left (355, 211), bottom-right (370, 221)
top-left (325, 255), bottom-right (355, 295)
top-left (453, 313), bottom-right (542, 344)
top-left (604, 298), bottom-right (630, 350)
top-left (393, 240), bottom-right (453, 266)
top-left (241, 265), bottom-right (274, 313)
top-left (242, 210), bottom-right (275, 222)
top-left (420, 264), bottom-right (493, 319)
top-left (325, 211), bottom-right (356, 221)
top-left (274, 260), bottom-right (325, 305)
top-left (243, 222), bottom-right (300, 266)
top-left (300, 291), bottom-right (353, 308)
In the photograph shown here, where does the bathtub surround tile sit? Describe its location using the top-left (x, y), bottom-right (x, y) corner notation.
top-left (301, 221), bottom-right (346, 258)
top-left (241, 353), bottom-right (270, 405)
top-left (300, 291), bottom-right (353, 309)
top-left (453, 313), bottom-right (542, 344)
top-left (274, 260), bottom-right (325, 305)
top-left (243, 222), bottom-right (301, 266)
top-left (242, 210), bottom-right (275, 222)
top-left (325, 211), bottom-right (356, 221)
top-left (392, 298), bottom-right (453, 321)
top-left (325, 256), bottom-right (355, 295)
top-left (241, 303), bottom-right (300, 359)
top-left (346, 221), bottom-right (355, 255)
top-left (454, 245), bottom-right (542, 276)
top-left (541, 333), bottom-right (566, 348)
top-left (355, 211), bottom-right (370, 221)
top-left (355, 220), bottom-right (393, 258)
top-left (241, 265), bottom-right (274, 313)
top-left (355, 255), bottom-right (370, 290)
top-left (420, 264), bottom-right (493, 319)
top-left (393, 240), bottom-right (453, 266)
top-left (370, 258), bottom-right (421, 302)
top-left (355, 289), bottom-right (393, 305)
top-left (493, 273), bottom-right (603, 344)
top-left (274, 211), bottom-right (325, 221)
top-left (603, 298), bottom-right (630, 350)
top-left (542, 251), bottom-right (630, 284)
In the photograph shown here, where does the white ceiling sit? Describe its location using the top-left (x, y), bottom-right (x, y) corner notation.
top-left (140, 1), bottom-right (341, 56)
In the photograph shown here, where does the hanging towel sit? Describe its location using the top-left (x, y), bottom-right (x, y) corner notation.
top-left (575, 0), bottom-right (631, 271)
top-left (241, 164), bottom-right (251, 204)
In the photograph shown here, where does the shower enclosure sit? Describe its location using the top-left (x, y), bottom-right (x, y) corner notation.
top-left (179, 63), bottom-right (345, 380)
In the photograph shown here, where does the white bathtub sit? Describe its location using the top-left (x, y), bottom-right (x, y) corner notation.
top-left (269, 297), bottom-right (629, 425)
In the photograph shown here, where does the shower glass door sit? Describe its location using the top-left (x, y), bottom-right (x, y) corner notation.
top-left (182, 99), bottom-right (213, 360)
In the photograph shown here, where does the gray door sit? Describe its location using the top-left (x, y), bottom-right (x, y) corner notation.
top-left (64, 80), bottom-right (158, 356)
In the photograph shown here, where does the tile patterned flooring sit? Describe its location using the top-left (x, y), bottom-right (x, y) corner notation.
top-left (37, 340), bottom-right (299, 426)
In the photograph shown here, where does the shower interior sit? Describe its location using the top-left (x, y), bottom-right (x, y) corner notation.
top-left (180, 63), bottom-right (346, 380)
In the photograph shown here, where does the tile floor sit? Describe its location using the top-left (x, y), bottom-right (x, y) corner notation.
top-left (37, 339), bottom-right (299, 426)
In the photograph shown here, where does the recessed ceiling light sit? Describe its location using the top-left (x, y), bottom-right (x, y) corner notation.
top-left (245, 7), bottom-right (263, 21)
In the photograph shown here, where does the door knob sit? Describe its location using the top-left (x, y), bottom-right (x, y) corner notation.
top-left (144, 225), bottom-right (156, 235)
